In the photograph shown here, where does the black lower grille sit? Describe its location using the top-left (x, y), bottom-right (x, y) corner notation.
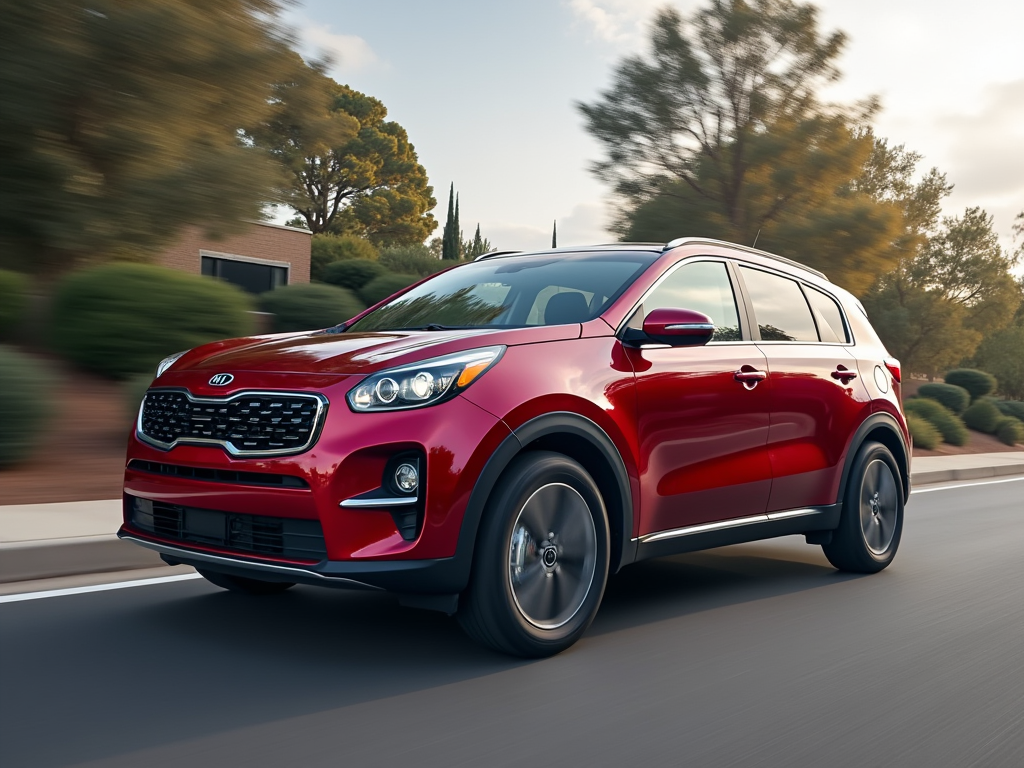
top-left (138, 389), bottom-right (326, 456)
top-left (127, 460), bottom-right (309, 489)
top-left (129, 497), bottom-right (327, 561)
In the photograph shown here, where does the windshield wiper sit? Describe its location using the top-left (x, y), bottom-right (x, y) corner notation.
top-left (398, 324), bottom-right (467, 331)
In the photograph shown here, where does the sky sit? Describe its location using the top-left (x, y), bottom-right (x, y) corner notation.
top-left (283, 0), bottom-right (1024, 253)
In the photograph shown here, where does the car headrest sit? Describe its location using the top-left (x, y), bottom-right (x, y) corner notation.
top-left (544, 291), bottom-right (590, 325)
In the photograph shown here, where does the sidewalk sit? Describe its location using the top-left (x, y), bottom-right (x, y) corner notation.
top-left (3, 452), bottom-right (1023, 586)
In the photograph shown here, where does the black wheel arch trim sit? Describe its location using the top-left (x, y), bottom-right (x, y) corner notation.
top-left (453, 411), bottom-right (636, 590)
top-left (837, 412), bottom-right (910, 506)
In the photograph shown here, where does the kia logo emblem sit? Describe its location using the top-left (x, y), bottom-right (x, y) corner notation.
top-left (208, 373), bottom-right (234, 386)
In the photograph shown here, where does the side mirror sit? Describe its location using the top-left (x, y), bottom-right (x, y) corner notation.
top-left (641, 308), bottom-right (715, 346)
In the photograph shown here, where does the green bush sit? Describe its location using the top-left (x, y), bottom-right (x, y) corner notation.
top-left (359, 273), bottom-right (420, 306)
top-left (917, 383), bottom-right (970, 415)
top-left (311, 234), bottom-right (378, 281)
top-left (995, 417), bottom-right (1024, 446)
top-left (903, 398), bottom-right (970, 446)
top-left (906, 413), bottom-right (941, 451)
top-left (944, 368), bottom-right (997, 401)
top-left (962, 399), bottom-right (1002, 434)
top-left (258, 283), bottom-right (364, 333)
top-left (50, 263), bottom-right (254, 380)
top-left (320, 259), bottom-right (387, 291)
top-left (379, 245), bottom-right (453, 277)
top-left (0, 269), bottom-right (29, 337)
top-left (0, 347), bottom-right (54, 468)
top-left (994, 400), bottom-right (1024, 422)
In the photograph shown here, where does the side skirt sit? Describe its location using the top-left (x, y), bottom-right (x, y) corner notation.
top-left (634, 504), bottom-right (841, 562)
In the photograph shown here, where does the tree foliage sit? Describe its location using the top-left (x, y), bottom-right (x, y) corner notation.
top-left (253, 64), bottom-right (436, 246)
top-left (0, 0), bottom-right (294, 274)
top-left (310, 233), bottom-right (378, 281)
top-left (579, 1), bottom-right (908, 294)
top-left (973, 326), bottom-right (1024, 400)
top-left (463, 224), bottom-right (492, 260)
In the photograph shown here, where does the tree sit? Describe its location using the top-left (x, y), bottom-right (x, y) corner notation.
top-left (253, 65), bottom-right (436, 246)
top-left (463, 224), bottom-right (493, 260)
top-left (0, 0), bottom-right (295, 274)
top-left (863, 208), bottom-right (1021, 377)
top-left (442, 184), bottom-right (461, 260)
top-left (973, 324), bottom-right (1024, 400)
top-left (578, 1), bottom-right (908, 294)
top-left (552, 220), bottom-right (557, 248)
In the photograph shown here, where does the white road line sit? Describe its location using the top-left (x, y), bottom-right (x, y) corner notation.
top-left (0, 573), bottom-right (203, 604)
top-left (912, 475), bottom-right (1024, 495)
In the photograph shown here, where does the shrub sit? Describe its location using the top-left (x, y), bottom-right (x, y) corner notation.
top-left (906, 413), bottom-right (940, 451)
top-left (917, 383), bottom-right (970, 415)
top-left (903, 398), bottom-right (969, 446)
top-left (995, 417), bottom-right (1024, 446)
top-left (962, 399), bottom-right (1002, 434)
top-left (359, 273), bottom-right (420, 306)
top-left (943, 368), bottom-right (997, 401)
top-left (994, 400), bottom-right (1024, 422)
top-left (379, 245), bottom-right (453, 277)
top-left (0, 269), bottom-right (29, 337)
top-left (320, 259), bottom-right (387, 291)
top-left (50, 263), bottom-right (254, 380)
top-left (258, 283), bottom-right (364, 333)
top-left (0, 347), bottom-right (53, 468)
top-left (311, 234), bottom-right (378, 281)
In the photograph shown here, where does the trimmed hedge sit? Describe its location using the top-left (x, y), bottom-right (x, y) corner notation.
top-left (0, 346), bottom-right (53, 468)
top-left (311, 234), bottom-right (378, 281)
top-left (906, 413), bottom-right (941, 450)
top-left (359, 273), bottom-right (420, 306)
top-left (0, 269), bottom-right (29, 337)
top-left (962, 399), bottom-right (1002, 434)
top-left (320, 259), bottom-right (387, 291)
top-left (995, 400), bottom-right (1024, 422)
top-left (50, 263), bottom-right (254, 380)
top-left (944, 369), bottom-right (997, 401)
top-left (258, 283), bottom-right (364, 333)
top-left (903, 398), bottom-right (970, 446)
top-left (379, 246), bottom-right (454, 277)
top-left (995, 417), bottom-right (1024, 446)
top-left (917, 383), bottom-right (970, 415)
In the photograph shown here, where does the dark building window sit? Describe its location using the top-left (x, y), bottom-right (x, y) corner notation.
top-left (201, 254), bottom-right (288, 294)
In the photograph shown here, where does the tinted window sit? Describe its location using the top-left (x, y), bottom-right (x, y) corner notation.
top-left (805, 286), bottom-right (849, 343)
top-left (202, 256), bottom-right (287, 294)
top-left (642, 260), bottom-right (741, 341)
top-left (348, 251), bottom-right (656, 332)
top-left (739, 266), bottom-right (818, 342)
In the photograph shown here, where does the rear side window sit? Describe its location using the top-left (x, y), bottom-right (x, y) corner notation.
top-left (739, 266), bottom-right (817, 342)
top-left (805, 286), bottom-right (849, 343)
top-left (642, 260), bottom-right (741, 341)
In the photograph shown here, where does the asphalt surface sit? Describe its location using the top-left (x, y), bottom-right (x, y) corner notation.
top-left (2, 479), bottom-right (1023, 768)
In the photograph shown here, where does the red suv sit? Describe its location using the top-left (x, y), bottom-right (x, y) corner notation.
top-left (121, 238), bottom-right (909, 657)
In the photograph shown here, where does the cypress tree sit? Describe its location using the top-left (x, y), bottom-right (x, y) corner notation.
top-left (454, 194), bottom-right (461, 260)
top-left (552, 220), bottom-right (557, 248)
top-left (442, 183), bottom-right (456, 260)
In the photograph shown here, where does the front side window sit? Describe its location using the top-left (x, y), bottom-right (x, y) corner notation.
top-left (636, 260), bottom-right (741, 341)
top-left (739, 266), bottom-right (818, 342)
top-left (347, 252), bottom-right (656, 332)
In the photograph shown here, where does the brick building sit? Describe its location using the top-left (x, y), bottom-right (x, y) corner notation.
top-left (156, 221), bottom-right (311, 294)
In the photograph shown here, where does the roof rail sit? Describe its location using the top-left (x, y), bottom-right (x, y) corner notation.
top-left (663, 237), bottom-right (827, 280)
top-left (474, 250), bottom-right (522, 261)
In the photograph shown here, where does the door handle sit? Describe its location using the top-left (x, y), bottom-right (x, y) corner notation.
top-left (831, 365), bottom-right (858, 383)
top-left (735, 368), bottom-right (767, 390)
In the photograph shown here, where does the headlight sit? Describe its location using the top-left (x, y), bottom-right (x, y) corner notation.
top-left (347, 346), bottom-right (505, 412)
top-left (155, 350), bottom-right (188, 378)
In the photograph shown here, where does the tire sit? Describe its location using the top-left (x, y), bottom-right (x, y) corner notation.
top-left (822, 440), bottom-right (904, 573)
top-left (197, 568), bottom-right (296, 595)
top-left (457, 451), bottom-right (611, 657)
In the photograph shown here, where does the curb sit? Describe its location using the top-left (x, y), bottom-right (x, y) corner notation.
top-left (0, 535), bottom-right (163, 584)
top-left (911, 462), bottom-right (1024, 487)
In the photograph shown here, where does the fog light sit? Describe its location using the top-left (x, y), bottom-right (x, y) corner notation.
top-left (394, 462), bottom-right (419, 493)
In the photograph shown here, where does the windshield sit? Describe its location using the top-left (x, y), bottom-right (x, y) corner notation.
top-left (347, 251), bottom-right (658, 332)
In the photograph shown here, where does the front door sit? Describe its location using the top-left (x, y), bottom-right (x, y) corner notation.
top-left (627, 260), bottom-right (773, 537)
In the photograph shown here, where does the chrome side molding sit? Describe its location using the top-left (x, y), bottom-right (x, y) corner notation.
top-left (638, 507), bottom-right (822, 544)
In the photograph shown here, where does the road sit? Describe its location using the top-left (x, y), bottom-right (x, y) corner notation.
top-left (2, 478), bottom-right (1023, 768)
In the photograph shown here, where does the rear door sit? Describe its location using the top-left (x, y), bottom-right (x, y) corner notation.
top-left (736, 265), bottom-right (871, 512)
top-left (626, 259), bottom-right (773, 536)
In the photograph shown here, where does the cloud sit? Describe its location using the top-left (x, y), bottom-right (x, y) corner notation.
top-left (565, 0), bottom-right (664, 45)
top-left (483, 202), bottom-right (615, 252)
top-left (290, 16), bottom-right (381, 75)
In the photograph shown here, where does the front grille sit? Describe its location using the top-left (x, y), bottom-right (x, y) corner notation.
top-left (129, 497), bottom-right (327, 561)
top-left (138, 389), bottom-right (326, 456)
top-left (127, 460), bottom-right (309, 489)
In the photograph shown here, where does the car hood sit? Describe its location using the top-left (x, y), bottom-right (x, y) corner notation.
top-left (171, 325), bottom-right (582, 376)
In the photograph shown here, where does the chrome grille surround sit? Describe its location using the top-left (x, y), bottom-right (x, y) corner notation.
top-left (137, 388), bottom-right (329, 457)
